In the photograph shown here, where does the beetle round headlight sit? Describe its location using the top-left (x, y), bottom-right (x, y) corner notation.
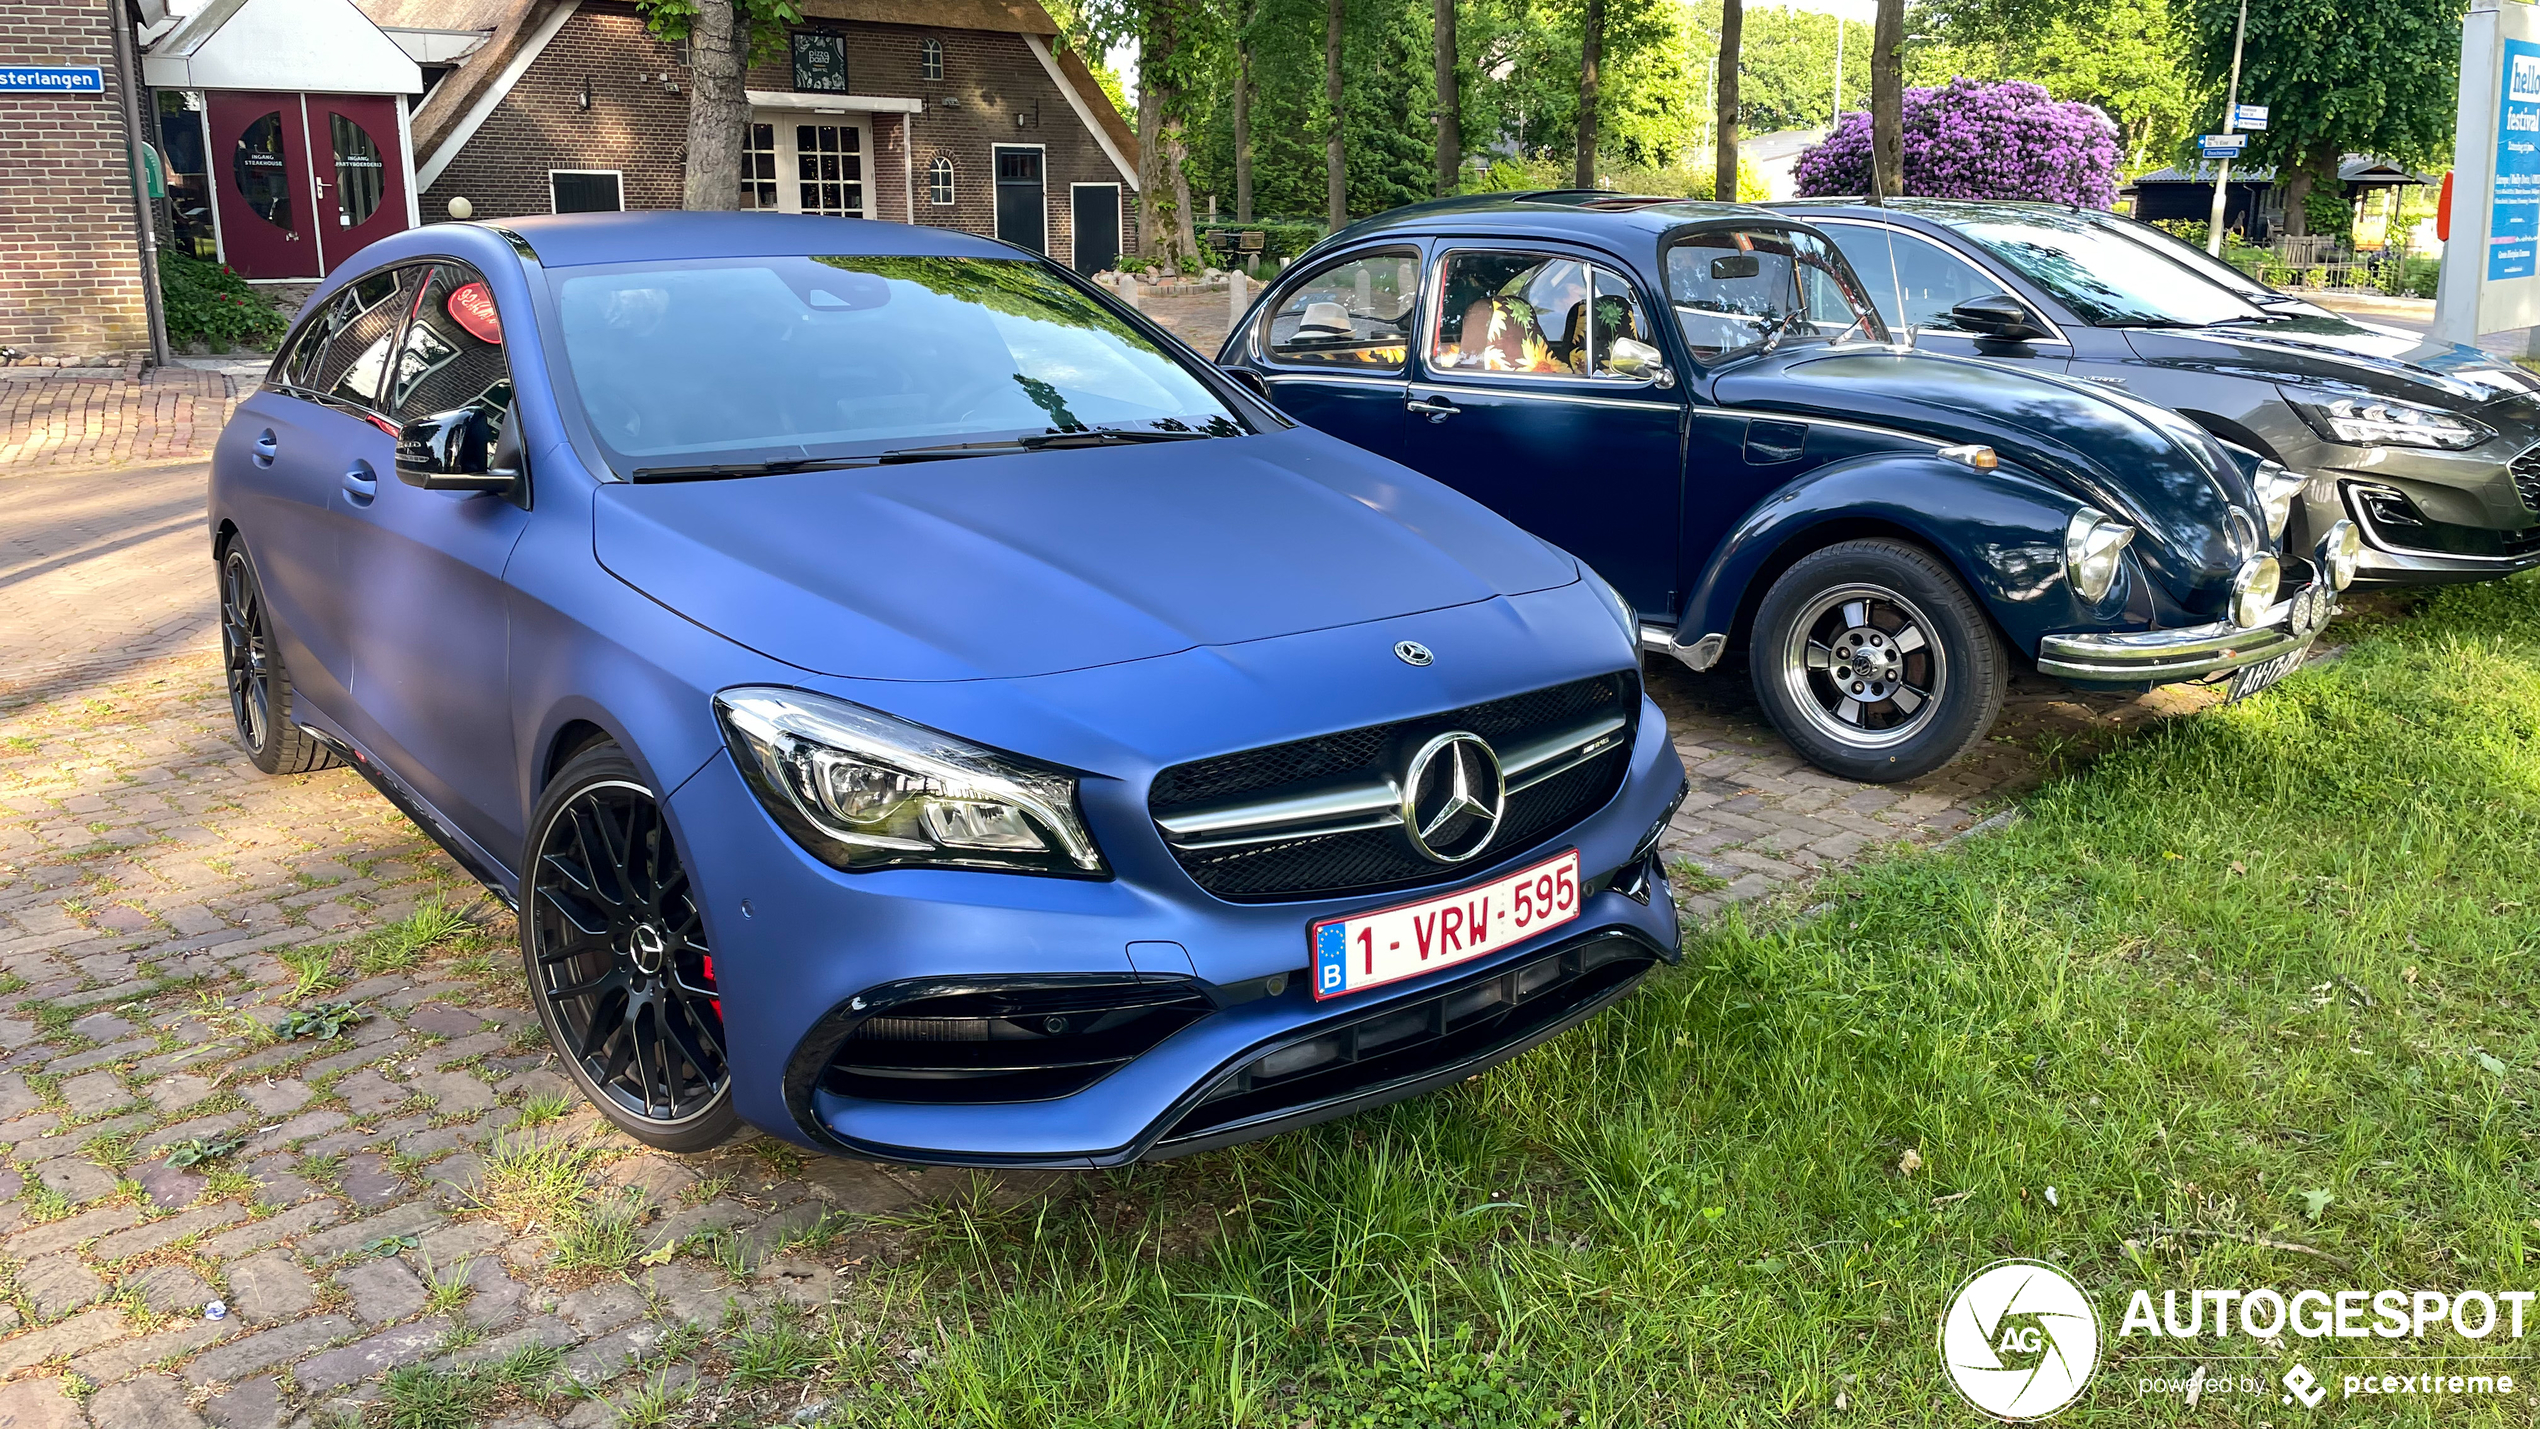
top-left (2062, 506), bottom-right (2137, 602)
top-left (2229, 554), bottom-right (2281, 630)
top-left (2318, 518), bottom-right (2361, 592)
top-left (2252, 460), bottom-right (2308, 544)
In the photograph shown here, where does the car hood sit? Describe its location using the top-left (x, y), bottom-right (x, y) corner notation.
top-left (1714, 347), bottom-right (2253, 596)
top-left (2122, 317), bottom-right (2540, 412)
top-left (593, 427), bottom-right (1579, 682)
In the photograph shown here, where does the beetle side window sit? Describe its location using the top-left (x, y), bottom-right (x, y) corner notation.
top-left (1663, 228), bottom-right (1878, 363)
top-left (1429, 252), bottom-right (1656, 380)
top-left (1824, 225), bottom-right (2018, 335)
top-left (388, 264), bottom-right (513, 442)
top-left (289, 267), bottom-right (414, 408)
top-left (1261, 248), bottom-right (1417, 370)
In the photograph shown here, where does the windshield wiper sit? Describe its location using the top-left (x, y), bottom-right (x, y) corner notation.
top-left (1020, 427), bottom-right (1221, 447)
top-left (629, 427), bottom-right (1226, 480)
top-left (630, 455), bottom-right (881, 482)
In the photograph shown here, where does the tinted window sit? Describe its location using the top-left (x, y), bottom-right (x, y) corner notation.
top-left (1263, 248), bottom-right (1417, 371)
top-left (1948, 214), bottom-right (2266, 327)
top-left (388, 264), bottom-right (513, 441)
top-left (1827, 225), bottom-right (2018, 334)
top-left (285, 267), bottom-right (414, 407)
top-left (1663, 228), bottom-right (1880, 363)
top-left (1428, 251), bottom-right (1658, 380)
top-left (552, 255), bottom-right (1241, 470)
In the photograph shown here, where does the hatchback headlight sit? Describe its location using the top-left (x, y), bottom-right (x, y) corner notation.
top-left (2286, 395), bottom-right (2490, 451)
top-left (716, 687), bottom-right (1106, 876)
top-left (1578, 562), bottom-right (1640, 652)
top-left (2229, 554), bottom-right (2281, 630)
top-left (2252, 460), bottom-right (2307, 542)
top-left (2063, 506), bottom-right (2136, 602)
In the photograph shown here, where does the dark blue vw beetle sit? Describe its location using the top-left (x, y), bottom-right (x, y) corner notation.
top-left (1221, 194), bottom-right (2364, 781)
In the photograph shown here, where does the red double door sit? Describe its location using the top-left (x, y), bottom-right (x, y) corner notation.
top-left (207, 92), bottom-right (409, 280)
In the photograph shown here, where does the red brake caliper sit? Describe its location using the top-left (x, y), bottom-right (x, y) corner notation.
top-left (702, 953), bottom-right (721, 1019)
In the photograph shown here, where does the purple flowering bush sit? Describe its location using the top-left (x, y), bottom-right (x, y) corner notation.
top-left (1793, 79), bottom-right (2120, 208)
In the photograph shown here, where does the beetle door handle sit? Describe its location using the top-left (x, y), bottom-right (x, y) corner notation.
top-left (342, 460), bottom-right (378, 507)
top-left (252, 430), bottom-right (278, 467)
top-left (1406, 394), bottom-right (1460, 422)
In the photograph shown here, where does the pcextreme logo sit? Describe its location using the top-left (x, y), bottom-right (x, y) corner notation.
top-left (1940, 1260), bottom-right (2101, 1421)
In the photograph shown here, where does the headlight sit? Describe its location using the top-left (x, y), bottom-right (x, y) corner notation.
top-left (2063, 506), bottom-right (2136, 602)
top-left (2318, 518), bottom-right (2361, 591)
top-left (715, 687), bottom-right (1106, 876)
top-left (2286, 394), bottom-right (2491, 451)
top-left (2229, 554), bottom-right (2281, 629)
top-left (1579, 562), bottom-right (1640, 652)
top-left (2252, 460), bottom-right (2307, 542)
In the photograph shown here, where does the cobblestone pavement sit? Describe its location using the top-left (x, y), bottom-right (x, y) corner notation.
top-left (0, 370), bottom-right (243, 474)
top-left (0, 445), bottom-right (2213, 1424)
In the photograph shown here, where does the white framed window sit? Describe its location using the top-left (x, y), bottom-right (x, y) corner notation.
top-left (549, 170), bottom-right (623, 214)
top-left (740, 122), bottom-right (779, 209)
top-left (792, 122), bottom-right (864, 216)
top-left (921, 37), bottom-right (944, 81)
top-left (928, 155), bottom-right (955, 206)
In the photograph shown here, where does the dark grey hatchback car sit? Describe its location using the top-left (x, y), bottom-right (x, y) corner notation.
top-left (1779, 200), bottom-right (2540, 586)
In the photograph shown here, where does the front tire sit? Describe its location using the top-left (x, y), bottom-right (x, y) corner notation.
top-left (522, 746), bottom-right (738, 1153)
top-left (219, 545), bottom-right (339, 776)
top-left (1749, 538), bottom-right (2006, 783)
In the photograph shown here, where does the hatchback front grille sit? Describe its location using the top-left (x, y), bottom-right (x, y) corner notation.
top-left (1148, 673), bottom-right (1639, 903)
top-left (2512, 446), bottom-right (2540, 514)
top-left (820, 980), bottom-right (1213, 1104)
top-left (1156, 932), bottom-right (1659, 1149)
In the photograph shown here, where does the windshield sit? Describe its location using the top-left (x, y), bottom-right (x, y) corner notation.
top-left (551, 255), bottom-right (1241, 474)
top-left (1662, 227), bottom-right (1886, 364)
top-left (1949, 214), bottom-right (2269, 327)
top-left (2084, 212), bottom-right (2311, 310)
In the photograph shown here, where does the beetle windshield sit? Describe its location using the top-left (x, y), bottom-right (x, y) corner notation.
top-left (1661, 227), bottom-right (1886, 365)
top-left (1944, 212), bottom-right (2271, 328)
top-left (550, 255), bottom-right (1242, 475)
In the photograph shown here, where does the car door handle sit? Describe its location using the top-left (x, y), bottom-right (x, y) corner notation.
top-left (342, 461), bottom-right (378, 507)
top-left (252, 430), bottom-right (277, 468)
top-left (1406, 394), bottom-right (1460, 422)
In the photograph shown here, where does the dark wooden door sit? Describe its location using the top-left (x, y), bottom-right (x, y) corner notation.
top-left (994, 147), bottom-right (1046, 254)
top-left (307, 94), bottom-right (409, 273)
top-left (208, 91), bottom-right (320, 279)
top-left (1070, 184), bottom-right (1120, 274)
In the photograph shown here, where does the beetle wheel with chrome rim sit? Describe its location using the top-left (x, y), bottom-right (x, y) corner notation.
top-left (523, 746), bottom-right (737, 1151)
top-left (218, 545), bottom-right (338, 776)
top-left (1750, 538), bottom-right (2005, 783)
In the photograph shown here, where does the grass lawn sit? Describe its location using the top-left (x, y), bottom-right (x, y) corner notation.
top-left (768, 576), bottom-right (2540, 1427)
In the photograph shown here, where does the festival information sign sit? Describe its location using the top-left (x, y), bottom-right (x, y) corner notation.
top-left (2492, 39), bottom-right (2540, 280)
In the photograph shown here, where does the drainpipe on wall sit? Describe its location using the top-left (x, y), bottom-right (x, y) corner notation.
top-left (108, 0), bottom-right (174, 369)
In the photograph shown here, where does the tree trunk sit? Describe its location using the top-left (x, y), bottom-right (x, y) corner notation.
top-left (1166, 117), bottom-right (1200, 263)
top-left (2280, 144), bottom-right (2338, 238)
top-left (1433, 0), bottom-right (1459, 197)
top-left (1712, 0), bottom-right (1741, 202)
top-left (1575, 0), bottom-right (1602, 189)
top-left (1235, 0), bottom-right (1255, 221)
top-left (1326, 0), bottom-right (1347, 228)
top-left (1868, 0), bottom-right (1905, 200)
top-left (1137, 8), bottom-right (1173, 261)
top-left (681, 0), bottom-right (746, 210)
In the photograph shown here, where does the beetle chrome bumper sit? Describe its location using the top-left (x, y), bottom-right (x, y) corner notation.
top-left (2034, 579), bottom-right (2337, 684)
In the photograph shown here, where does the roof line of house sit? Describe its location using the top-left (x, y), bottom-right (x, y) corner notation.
top-left (416, 0), bottom-right (579, 190)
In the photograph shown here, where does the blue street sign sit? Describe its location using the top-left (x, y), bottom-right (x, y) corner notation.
top-left (0, 67), bottom-right (104, 95)
top-left (2232, 104), bottom-right (2270, 131)
top-left (2199, 134), bottom-right (2249, 159)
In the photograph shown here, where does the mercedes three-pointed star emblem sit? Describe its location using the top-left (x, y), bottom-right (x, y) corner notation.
top-left (1399, 731), bottom-right (1505, 864)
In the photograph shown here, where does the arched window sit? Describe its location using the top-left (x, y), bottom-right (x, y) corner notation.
top-left (920, 37), bottom-right (944, 81)
top-left (929, 156), bottom-right (956, 206)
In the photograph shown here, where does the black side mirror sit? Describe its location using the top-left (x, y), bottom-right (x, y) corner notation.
top-left (1949, 295), bottom-right (2053, 342)
top-left (396, 408), bottom-right (517, 492)
top-left (1220, 366), bottom-right (1272, 400)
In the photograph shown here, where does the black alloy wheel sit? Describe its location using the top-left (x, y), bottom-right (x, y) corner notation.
top-left (524, 746), bottom-right (737, 1151)
top-left (1750, 538), bottom-right (2007, 784)
top-left (218, 545), bottom-right (337, 776)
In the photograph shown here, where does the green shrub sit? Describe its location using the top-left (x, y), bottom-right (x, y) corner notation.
top-left (2302, 189), bottom-right (2354, 245)
top-left (159, 250), bottom-right (288, 352)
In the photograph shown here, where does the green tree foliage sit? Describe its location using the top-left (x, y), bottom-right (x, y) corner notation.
top-left (1735, 6), bottom-right (1869, 136)
top-left (1912, 0), bottom-right (2192, 170)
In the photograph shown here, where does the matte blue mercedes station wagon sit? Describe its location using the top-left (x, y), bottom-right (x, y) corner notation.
top-left (208, 213), bottom-right (1689, 1165)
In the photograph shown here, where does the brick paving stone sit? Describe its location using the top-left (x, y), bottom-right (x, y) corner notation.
top-left (146, 1071), bottom-right (221, 1115)
top-left (292, 1315), bottom-right (452, 1393)
top-left (31, 1156), bottom-right (116, 1204)
top-left (337, 1152), bottom-right (409, 1208)
top-left (19, 1255), bottom-right (106, 1320)
top-left (335, 1257), bottom-right (426, 1325)
top-left (57, 1069), bottom-right (134, 1115)
top-left (198, 1201), bottom-right (342, 1260)
top-left (412, 1068), bottom-right (498, 1114)
top-left (133, 1161), bottom-right (209, 1209)
top-left (182, 1314), bottom-right (358, 1386)
top-left (88, 1370), bottom-right (208, 1429)
top-left (554, 1280), bottom-right (646, 1336)
top-left (127, 1262), bottom-right (219, 1316)
top-left (66, 1319), bottom-right (238, 1384)
top-left (225, 1251), bottom-right (317, 1324)
top-left (299, 1202), bottom-right (444, 1263)
top-left (6, 1203), bottom-right (141, 1258)
top-left (237, 1079), bottom-right (313, 1116)
top-left (0, 1307), bottom-right (129, 1375)
top-left (90, 1202), bottom-right (245, 1263)
top-left (69, 1012), bottom-right (134, 1042)
top-left (0, 1378), bottom-right (83, 1429)
top-left (203, 1377), bottom-right (284, 1429)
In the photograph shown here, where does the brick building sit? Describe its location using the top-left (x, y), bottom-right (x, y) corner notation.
top-left (400, 0), bottom-right (1139, 271)
top-left (1, 0), bottom-right (159, 363)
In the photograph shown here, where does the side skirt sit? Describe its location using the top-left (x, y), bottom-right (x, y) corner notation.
top-left (295, 723), bottom-right (520, 910)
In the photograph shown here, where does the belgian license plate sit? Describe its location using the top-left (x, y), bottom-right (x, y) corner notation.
top-left (1309, 850), bottom-right (1580, 1001)
top-left (2226, 641), bottom-right (2312, 702)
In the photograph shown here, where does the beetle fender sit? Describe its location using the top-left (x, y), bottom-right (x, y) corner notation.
top-left (1672, 452), bottom-right (2137, 665)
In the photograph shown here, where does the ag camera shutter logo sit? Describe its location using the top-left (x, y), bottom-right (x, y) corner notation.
top-left (1940, 1259), bottom-right (2101, 1420)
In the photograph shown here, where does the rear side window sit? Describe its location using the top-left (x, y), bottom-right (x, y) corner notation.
top-left (388, 264), bottom-right (513, 440)
top-left (1429, 250), bottom-right (1658, 380)
top-left (286, 268), bottom-right (415, 408)
top-left (1261, 248), bottom-right (1417, 371)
